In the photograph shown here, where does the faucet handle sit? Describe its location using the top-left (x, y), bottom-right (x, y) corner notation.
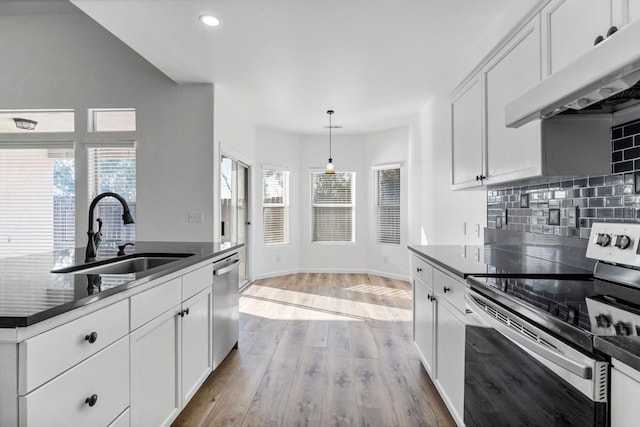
top-left (117, 242), bottom-right (134, 256)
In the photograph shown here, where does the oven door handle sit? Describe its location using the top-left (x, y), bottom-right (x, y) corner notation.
top-left (466, 292), bottom-right (593, 379)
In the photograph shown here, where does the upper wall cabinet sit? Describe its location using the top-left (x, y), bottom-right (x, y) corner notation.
top-left (627, 0), bottom-right (640, 22)
top-left (451, 74), bottom-right (484, 189)
top-left (541, 0), bottom-right (614, 78)
top-left (484, 17), bottom-right (542, 184)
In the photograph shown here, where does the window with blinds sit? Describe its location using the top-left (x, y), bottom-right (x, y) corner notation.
top-left (311, 171), bottom-right (355, 243)
top-left (87, 145), bottom-right (136, 255)
top-left (375, 167), bottom-right (401, 245)
top-left (263, 169), bottom-right (289, 245)
top-left (0, 146), bottom-right (75, 259)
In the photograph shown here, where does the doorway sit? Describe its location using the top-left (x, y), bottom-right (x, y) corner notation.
top-left (220, 155), bottom-right (249, 288)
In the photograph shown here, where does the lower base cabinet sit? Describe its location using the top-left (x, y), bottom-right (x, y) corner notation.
top-left (611, 358), bottom-right (640, 427)
top-left (412, 254), bottom-right (466, 427)
top-left (130, 307), bottom-right (180, 427)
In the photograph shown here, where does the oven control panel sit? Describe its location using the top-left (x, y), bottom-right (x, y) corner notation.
top-left (586, 222), bottom-right (640, 268)
top-left (587, 297), bottom-right (640, 336)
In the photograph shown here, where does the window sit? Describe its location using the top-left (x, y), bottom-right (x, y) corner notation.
top-left (263, 168), bottom-right (289, 245)
top-left (311, 171), bottom-right (355, 243)
top-left (89, 108), bottom-right (136, 132)
top-left (0, 146), bottom-right (75, 259)
top-left (375, 167), bottom-right (401, 245)
top-left (87, 145), bottom-right (136, 255)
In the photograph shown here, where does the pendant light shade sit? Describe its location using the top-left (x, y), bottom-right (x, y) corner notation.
top-left (325, 110), bottom-right (335, 174)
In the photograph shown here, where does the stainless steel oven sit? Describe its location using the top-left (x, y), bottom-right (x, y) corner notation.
top-left (464, 221), bottom-right (640, 426)
top-left (464, 280), bottom-right (608, 427)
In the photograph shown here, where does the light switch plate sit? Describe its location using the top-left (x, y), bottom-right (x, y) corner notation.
top-left (188, 211), bottom-right (204, 223)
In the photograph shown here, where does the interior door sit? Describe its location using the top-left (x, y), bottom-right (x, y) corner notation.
top-left (220, 155), bottom-right (249, 288)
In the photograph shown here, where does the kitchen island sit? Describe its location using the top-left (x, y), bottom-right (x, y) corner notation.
top-left (0, 241), bottom-right (243, 427)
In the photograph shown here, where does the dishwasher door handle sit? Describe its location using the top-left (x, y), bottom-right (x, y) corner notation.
top-left (213, 259), bottom-right (239, 276)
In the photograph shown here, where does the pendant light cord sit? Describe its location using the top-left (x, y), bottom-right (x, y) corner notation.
top-left (328, 109), bottom-right (333, 160)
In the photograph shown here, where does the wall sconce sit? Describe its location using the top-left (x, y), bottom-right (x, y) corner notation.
top-left (13, 118), bottom-right (37, 130)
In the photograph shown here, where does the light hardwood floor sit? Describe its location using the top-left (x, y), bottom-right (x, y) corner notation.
top-left (172, 273), bottom-right (455, 427)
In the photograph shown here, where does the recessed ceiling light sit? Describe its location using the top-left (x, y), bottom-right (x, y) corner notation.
top-left (199, 14), bottom-right (220, 27)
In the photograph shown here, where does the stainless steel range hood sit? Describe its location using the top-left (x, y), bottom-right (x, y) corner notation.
top-left (506, 19), bottom-right (640, 128)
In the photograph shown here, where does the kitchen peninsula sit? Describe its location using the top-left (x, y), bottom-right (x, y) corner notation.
top-left (0, 241), bottom-right (242, 427)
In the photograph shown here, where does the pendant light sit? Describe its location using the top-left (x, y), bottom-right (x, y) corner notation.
top-left (325, 110), bottom-right (335, 174)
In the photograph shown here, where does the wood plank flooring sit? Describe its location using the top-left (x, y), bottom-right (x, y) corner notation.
top-left (172, 273), bottom-right (455, 427)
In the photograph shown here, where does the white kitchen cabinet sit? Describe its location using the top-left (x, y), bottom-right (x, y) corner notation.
top-left (130, 264), bottom-right (214, 427)
top-left (611, 358), bottom-right (640, 427)
top-left (130, 306), bottom-right (181, 427)
top-left (19, 337), bottom-right (129, 427)
top-left (413, 275), bottom-right (436, 376)
top-left (541, 0), bottom-right (614, 77)
top-left (433, 278), bottom-right (465, 426)
top-left (484, 16), bottom-right (542, 184)
top-left (412, 254), bottom-right (465, 427)
top-left (181, 287), bottom-right (213, 404)
top-left (451, 73), bottom-right (484, 189)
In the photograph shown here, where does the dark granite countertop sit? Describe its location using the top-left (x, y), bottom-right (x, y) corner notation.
top-left (408, 245), bottom-right (593, 279)
top-left (0, 241), bottom-right (242, 328)
top-left (595, 336), bottom-right (640, 371)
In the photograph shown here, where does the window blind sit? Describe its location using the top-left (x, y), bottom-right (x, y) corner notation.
top-left (311, 172), bottom-right (355, 243)
top-left (87, 146), bottom-right (136, 256)
top-left (263, 169), bottom-right (289, 245)
top-left (376, 167), bottom-right (400, 245)
top-left (0, 147), bottom-right (75, 259)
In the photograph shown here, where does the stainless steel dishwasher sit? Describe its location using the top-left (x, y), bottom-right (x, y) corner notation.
top-left (212, 252), bottom-right (240, 369)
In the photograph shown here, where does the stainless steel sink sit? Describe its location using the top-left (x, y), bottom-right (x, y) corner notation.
top-left (51, 253), bottom-right (193, 275)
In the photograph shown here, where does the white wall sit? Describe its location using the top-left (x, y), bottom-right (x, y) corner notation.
top-left (252, 127), bottom-right (301, 278)
top-left (365, 127), bottom-right (410, 279)
top-left (1, 2), bottom-right (214, 242)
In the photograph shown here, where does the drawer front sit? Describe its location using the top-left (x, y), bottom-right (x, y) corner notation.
top-left (19, 299), bottom-right (129, 395)
top-left (109, 408), bottom-right (130, 427)
top-left (130, 277), bottom-right (181, 331)
top-left (19, 337), bottom-right (129, 427)
top-left (433, 268), bottom-right (466, 313)
top-left (412, 255), bottom-right (433, 286)
top-left (182, 263), bottom-right (213, 301)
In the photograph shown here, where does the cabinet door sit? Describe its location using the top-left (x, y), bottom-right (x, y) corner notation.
top-left (413, 276), bottom-right (436, 376)
top-left (611, 363), bottom-right (640, 427)
top-left (451, 73), bottom-right (484, 188)
top-left (629, 0), bottom-right (640, 22)
top-left (484, 17), bottom-right (542, 183)
top-left (130, 308), bottom-right (181, 427)
top-left (181, 287), bottom-right (212, 405)
top-left (435, 301), bottom-right (465, 426)
top-left (541, 0), bottom-right (614, 77)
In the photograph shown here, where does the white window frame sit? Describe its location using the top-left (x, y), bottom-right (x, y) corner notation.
top-left (262, 166), bottom-right (290, 246)
top-left (310, 170), bottom-right (356, 244)
top-left (373, 164), bottom-right (401, 246)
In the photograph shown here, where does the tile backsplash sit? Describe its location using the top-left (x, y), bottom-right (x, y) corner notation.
top-left (487, 118), bottom-right (640, 239)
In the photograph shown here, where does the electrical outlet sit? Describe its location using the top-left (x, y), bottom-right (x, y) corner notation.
top-left (188, 212), bottom-right (204, 223)
top-left (275, 254), bottom-right (281, 263)
top-left (568, 206), bottom-right (579, 228)
top-left (383, 255), bottom-right (388, 263)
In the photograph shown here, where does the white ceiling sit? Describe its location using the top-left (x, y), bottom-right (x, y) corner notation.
top-left (69, 0), bottom-right (512, 135)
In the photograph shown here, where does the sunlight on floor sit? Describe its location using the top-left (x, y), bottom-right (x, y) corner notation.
top-left (240, 284), bottom-right (411, 322)
top-left (345, 283), bottom-right (412, 299)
